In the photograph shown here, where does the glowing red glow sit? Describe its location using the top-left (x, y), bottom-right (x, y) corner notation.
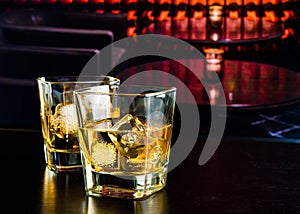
top-left (194, 11), bottom-right (204, 19)
top-left (157, 11), bottom-right (171, 21)
top-left (226, 0), bottom-right (241, 5)
top-left (75, 0), bottom-right (88, 3)
top-left (125, 0), bottom-right (137, 3)
top-left (246, 11), bottom-right (259, 21)
top-left (174, 11), bottom-right (186, 20)
top-left (262, 0), bottom-right (278, 4)
top-left (127, 11), bottom-right (137, 20)
top-left (158, 0), bottom-right (171, 4)
top-left (190, 0), bottom-right (206, 5)
top-left (127, 27), bottom-right (136, 36)
top-left (9, 0), bottom-right (293, 44)
top-left (208, 0), bottom-right (224, 5)
top-left (281, 28), bottom-right (294, 39)
top-left (91, 0), bottom-right (104, 3)
top-left (28, 0), bottom-right (42, 3)
top-left (174, 0), bottom-right (187, 5)
top-left (229, 11), bottom-right (239, 19)
top-left (43, 0), bottom-right (56, 3)
top-left (262, 11), bottom-right (278, 22)
top-left (59, 0), bottom-right (73, 3)
top-left (244, 0), bottom-right (259, 4)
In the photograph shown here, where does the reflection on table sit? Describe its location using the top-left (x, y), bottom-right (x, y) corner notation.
top-left (117, 59), bottom-right (300, 109)
top-left (146, 17), bottom-right (283, 45)
top-left (40, 167), bottom-right (169, 214)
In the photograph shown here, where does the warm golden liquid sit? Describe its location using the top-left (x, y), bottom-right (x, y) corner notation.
top-left (41, 116), bottom-right (79, 151)
top-left (78, 115), bottom-right (172, 199)
top-left (40, 103), bottom-right (81, 172)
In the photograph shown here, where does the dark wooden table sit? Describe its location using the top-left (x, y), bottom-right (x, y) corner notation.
top-left (2, 127), bottom-right (300, 213)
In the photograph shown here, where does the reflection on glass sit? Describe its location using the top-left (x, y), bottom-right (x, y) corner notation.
top-left (85, 189), bottom-right (168, 214)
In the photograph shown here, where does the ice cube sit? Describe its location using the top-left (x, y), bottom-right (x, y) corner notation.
top-left (49, 103), bottom-right (77, 138)
top-left (124, 140), bottom-right (165, 171)
top-left (108, 114), bottom-right (146, 158)
top-left (111, 114), bottom-right (146, 131)
top-left (121, 132), bottom-right (145, 158)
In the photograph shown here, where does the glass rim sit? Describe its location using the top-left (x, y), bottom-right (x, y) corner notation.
top-left (74, 84), bottom-right (177, 97)
top-left (36, 75), bottom-right (120, 84)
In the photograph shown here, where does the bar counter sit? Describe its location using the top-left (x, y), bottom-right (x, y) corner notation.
top-left (2, 126), bottom-right (300, 213)
top-left (145, 17), bottom-right (283, 46)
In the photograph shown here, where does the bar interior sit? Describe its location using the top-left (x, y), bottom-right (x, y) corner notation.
top-left (0, 0), bottom-right (300, 212)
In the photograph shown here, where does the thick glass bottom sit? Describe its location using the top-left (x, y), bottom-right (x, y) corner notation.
top-left (83, 164), bottom-right (168, 199)
top-left (44, 145), bottom-right (82, 173)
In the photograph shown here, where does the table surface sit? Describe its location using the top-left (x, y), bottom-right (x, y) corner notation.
top-left (145, 17), bottom-right (283, 46)
top-left (116, 59), bottom-right (300, 110)
top-left (2, 126), bottom-right (300, 213)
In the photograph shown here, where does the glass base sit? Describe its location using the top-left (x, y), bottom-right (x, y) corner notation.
top-left (83, 166), bottom-right (168, 200)
top-left (44, 145), bottom-right (82, 173)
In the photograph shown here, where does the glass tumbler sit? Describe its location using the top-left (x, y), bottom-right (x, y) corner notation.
top-left (37, 75), bottom-right (120, 173)
top-left (74, 84), bottom-right (176, 199)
